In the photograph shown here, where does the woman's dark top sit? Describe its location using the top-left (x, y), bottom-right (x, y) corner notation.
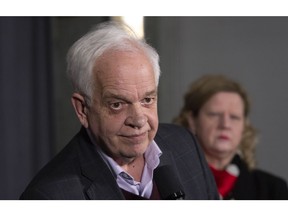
top-left (221, 155), bottom-right (288, 200)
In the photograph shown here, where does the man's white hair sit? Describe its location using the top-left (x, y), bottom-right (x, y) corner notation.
top-left (66, 21), bottom-right (160, 105)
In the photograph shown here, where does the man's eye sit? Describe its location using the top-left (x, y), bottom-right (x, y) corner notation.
top-left (110, 102), bottom-right (122, 110)
top-left (141, 97), bottom-right (154, 105)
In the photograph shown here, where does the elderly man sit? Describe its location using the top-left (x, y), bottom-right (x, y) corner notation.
top-left (20, 21), bottom-right (218, 200)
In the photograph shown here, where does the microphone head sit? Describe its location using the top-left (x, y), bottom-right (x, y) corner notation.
top-left (154, 165), bottom-right (185, 200)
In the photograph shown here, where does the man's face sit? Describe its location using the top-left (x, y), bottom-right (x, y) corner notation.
top-left (86, 49), bottom-right (158, 163)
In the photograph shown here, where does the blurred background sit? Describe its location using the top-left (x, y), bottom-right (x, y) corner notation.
top-left (1, 16), bottom-right (288, 199)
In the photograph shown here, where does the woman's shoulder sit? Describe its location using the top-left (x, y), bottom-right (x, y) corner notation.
top-left (253, 169), bottom-right (287, 185)
top-left (252, 169), bottom-right (288, 199)
top-left (234, 155), bottom-right (287, 186)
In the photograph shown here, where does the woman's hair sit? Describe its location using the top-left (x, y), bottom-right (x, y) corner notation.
top-left (174, 74), bottom-right (257, 170)
top-left (66, 21), bottom-right (160, 106)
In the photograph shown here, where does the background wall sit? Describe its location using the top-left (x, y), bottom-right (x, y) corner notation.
top-left (0, 17), bottom-right (53, 199)
top-left (51, 17), bottom-right (109, 153)
top-left (145, 17), bottom-right (288, 182)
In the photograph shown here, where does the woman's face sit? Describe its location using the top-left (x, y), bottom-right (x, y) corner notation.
top-left (190, 92), bottom-right (245, 160)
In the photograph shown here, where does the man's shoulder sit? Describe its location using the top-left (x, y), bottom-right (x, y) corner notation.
top-left (155, 123), bottom-right (219, 199)
top-left (156, 123), bottom-right (192, 138)
top-left (155, 123), bottom-right (199, 153)
top-left (20, 129), bottom-right (88, 199)
top-left (35, 129), bottom-right (85, 177)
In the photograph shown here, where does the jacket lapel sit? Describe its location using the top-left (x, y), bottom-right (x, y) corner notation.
top-left (76, 128), bottom-right (125, 200)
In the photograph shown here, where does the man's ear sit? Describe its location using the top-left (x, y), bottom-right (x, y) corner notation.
top-left (71, 93), bottom-right (89, 128)
top-left (186, 111), bottom-right (197, 135)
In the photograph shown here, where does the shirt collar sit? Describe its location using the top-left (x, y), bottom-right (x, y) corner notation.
top-left (86, 128), bottom-right (162, 177)
top-left (99, 140), bottom-right (162, 178)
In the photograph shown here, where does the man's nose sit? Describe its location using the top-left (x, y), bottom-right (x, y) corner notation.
top-left (125, 103), bottom-right (147, 128)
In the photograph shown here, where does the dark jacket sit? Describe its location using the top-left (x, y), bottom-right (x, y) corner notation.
top-left (224, 155), bottom-right (288, 200)
top-left (20, 123), bottom-right (219, 200)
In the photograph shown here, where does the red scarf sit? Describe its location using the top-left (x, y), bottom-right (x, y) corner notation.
top-left (209, 164), bottom-right (239, 198)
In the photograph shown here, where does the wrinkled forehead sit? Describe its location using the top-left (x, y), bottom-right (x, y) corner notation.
top-left (93, 49), bottom-right (156, 92)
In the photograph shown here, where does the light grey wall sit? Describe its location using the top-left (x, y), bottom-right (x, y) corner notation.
top-left (145, 17), bottom-right (288, 182)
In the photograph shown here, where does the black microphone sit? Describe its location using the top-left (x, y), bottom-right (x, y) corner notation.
top-left (154, 165), bottom-right (185, 200)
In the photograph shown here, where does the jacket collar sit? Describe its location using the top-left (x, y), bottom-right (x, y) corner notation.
top-left (76, 127), bottom-right (125, 199)
top-left (75, 126), bottom-right (178, 200)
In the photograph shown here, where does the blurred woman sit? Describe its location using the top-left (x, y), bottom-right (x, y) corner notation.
top-left (174, 74), bottom-right (288, 199)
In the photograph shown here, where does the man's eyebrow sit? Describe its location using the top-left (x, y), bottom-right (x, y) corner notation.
top-left (145, 90), bottom-right (158, 96)
top-left (103, 92), bottom-right (126, 100)
top-left (103, 89), bottom-right (158, 100)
